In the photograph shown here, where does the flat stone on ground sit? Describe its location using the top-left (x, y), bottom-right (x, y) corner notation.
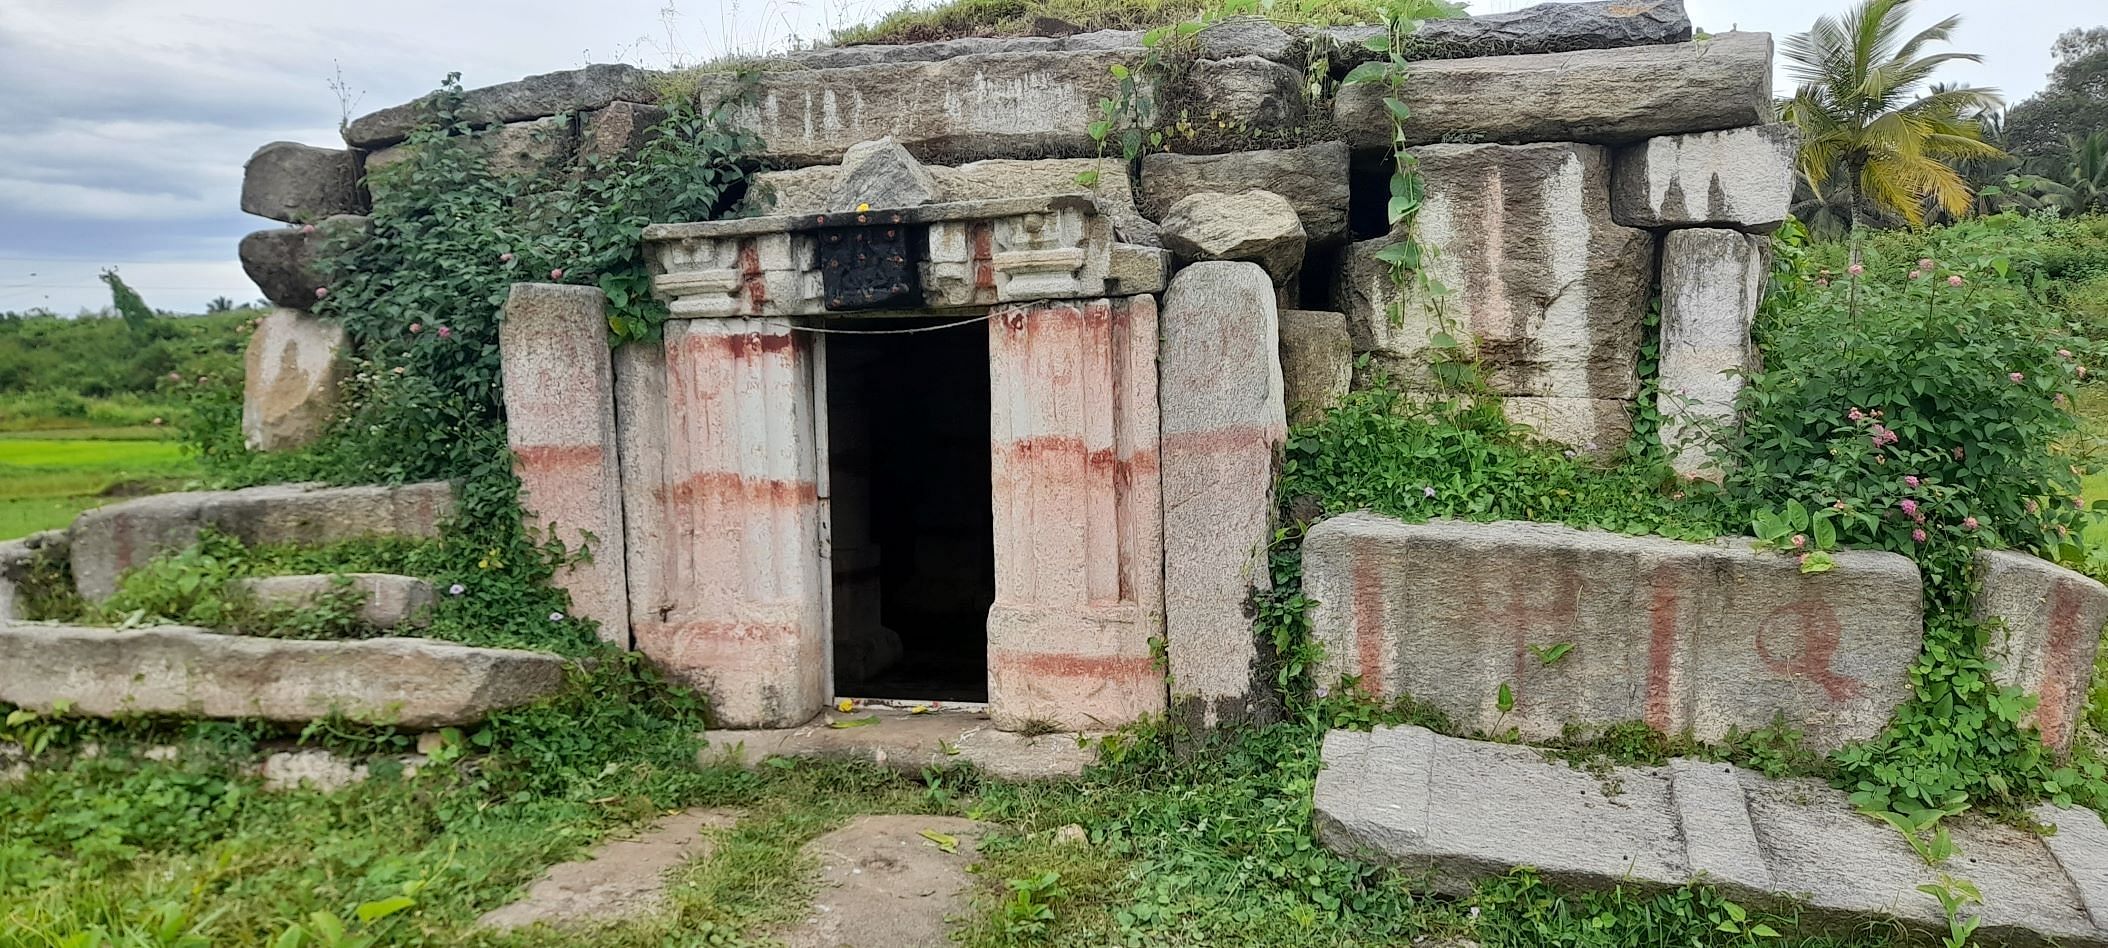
top-left (479, 808), bottom-right (743, 931)
top-left (701, 706), bottom-right (1098, 780)
top-left (780, 815), bottom-right (988, 948)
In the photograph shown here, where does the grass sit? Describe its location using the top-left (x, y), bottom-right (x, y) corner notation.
top-left (0, 427), bottom-right (198, 539)
top-left (831, 0), bottom-right (1379, 45)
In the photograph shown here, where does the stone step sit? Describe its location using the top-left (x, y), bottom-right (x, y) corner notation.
top-left (1315, 725), bottom-right (2108, 947)
top-left (701, 705), bottom-right (1097, 780)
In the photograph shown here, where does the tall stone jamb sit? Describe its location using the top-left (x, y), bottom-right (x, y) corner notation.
top-left (1160, 264), bottom-right (1288, 730)
top-left (244, 309), bottom-right (348, 452)
top-left (647, 318), bottom-right (827, 728)
top-left (1658, 229), bottom-right (1766, 477)
top-left (612, 342), bottom-right (672, 657)
top-left (987, 297), bottom-right (1165, 731)
top-left (1975, 550), bottom-right (2108, 751)
top-left (500, 284), bottom-right (629, 648)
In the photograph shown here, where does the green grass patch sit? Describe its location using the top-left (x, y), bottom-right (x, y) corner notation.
top-left (0, 430), bottom-right (197, 540)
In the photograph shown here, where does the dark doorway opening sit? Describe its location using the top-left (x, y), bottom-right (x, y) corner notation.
top-left (824, 319), bottom-right (994, 703)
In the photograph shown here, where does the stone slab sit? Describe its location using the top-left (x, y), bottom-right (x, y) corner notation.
top-left (701, 706), bottom-right (1098, 780)
top-left (779, 815), bottom-right (988, 948)
top-left (1314, 0), bottom-right (1691, 68)
top-left (1278, 310), bottom-right (1352, 426)
top-left (68, 481), bottom-right (454, 603)
top-left (1317, 726), bottom-right (2108, 946)
top-left (1658, 229), bottom-right (1765, 476)
top-left (231, 573), bottom-right (436, 630)
top-left (692, 50), bottom-right (1145, 166)
top-left (749, 156), bottom-right (1155, 247)
top-left (1612, 124), bottom-right (1798, 232)
top-left (345, 63), bottom-right (657, 149)
top-left (1333, 32), bottom-right (1772, 149)
top-left (241, 142), bottom-right (367, 223)
top-left (579, 101), bottom-right (667, 165)
top-left (1302, 514), bottom-right (1923, 748)
top-left (1160, 263), bottom-right (1286, 730)
top-left (479, 808), bottom-right (742, 931)
top-left (243, 308), bottom-right (349, 451)
top-left (1139, 143), bottom-right (1351, 246)
top-left (1975, 550), bottom-right (2108, 750)
top-left (0, 623), bottom-right (570, 728)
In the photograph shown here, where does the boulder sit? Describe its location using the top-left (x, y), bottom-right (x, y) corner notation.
top-left (1333, 143), bottom-right (1652, 400)
top-left (691, 50), bottom-right (1144, 166)
top-left (243, 309), bottom-right (349, 452)
top-left (1159, 190), bottom-right (1306, 285)
top-left (238, 214), bottom-right (369, 309)
top-left (0, 623), bottom-right (570, 728)
top-left (1278, 310), bottom-right (1353, 426)
top-left (1188, 55), bottom-right (1306, 132)
top-left (1196, 16), bottom-right (1294, 61)
top-left (1315, 726), bottom-right (2108, 947)
top-left (1657, 229), bottom-right (1766, 476)
top-left (1140, 143), bottom-right (1351, 245)
top-left (231, 573), bottom-right (437, 629)
top-left (1314, 0), bottom-right (1692, 69)
top-left (68, 481), bottom-right (455, 603)
top-left (1333, 32), bottom-right (1772, 148)
top-left (0, 529), bottom-right (67, 622)
top-left (1302, 513), bottom-right (1924, 748)
top-left (1974, 550), bottom-right (2108, 751)
top-left (1612, 123), bottom-right (1799, 232)
top-left (345, 63), bottom-right (658, 149)
top-left (240, 142), bottom-right (367, 223)
top-left (579, 101), bottom-right (667, 164)
top-left (1503, 396), bottom-right (1632, 454)
top-left (1160, 263), bottom-right (1287, 730)
top-left (827, 137), bottom-right (941, 211)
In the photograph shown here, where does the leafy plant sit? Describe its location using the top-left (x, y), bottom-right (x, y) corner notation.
top-left (1917, 874), bottom-right (1984, 948)
top-left (1000, 870), bottom-right (1068, 938)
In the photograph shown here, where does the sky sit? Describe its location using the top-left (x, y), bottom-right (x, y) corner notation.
top-left (0, 0), bottom-right (2097, 316)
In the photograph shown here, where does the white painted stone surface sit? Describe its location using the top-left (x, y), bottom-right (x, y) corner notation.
top-left (1612, 124), bottom-right (1798, 232)
top-left (243, 309), bottom-right (348, 452)
top-left (1657, 229), bottom-right (1766, 477)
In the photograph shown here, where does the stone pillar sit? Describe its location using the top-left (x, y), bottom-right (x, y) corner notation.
top-left (613, 341), bottom-right (670, 646)
top-left (1160, 262), bottom-right (1288, 730)
top-left (648, 318), bottom-right (827, 728)
top-left (1658, 229), bottom-right (1766, 477)
top-left (500, 284), bottom-right (629, 647)
top-left (987, 297), bottom-right (1165, 731)
top-left (243, 309), bottom-right (347, 452)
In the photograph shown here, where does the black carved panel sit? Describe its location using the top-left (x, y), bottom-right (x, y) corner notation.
top-left (817, 212), bottom-right (923, 311)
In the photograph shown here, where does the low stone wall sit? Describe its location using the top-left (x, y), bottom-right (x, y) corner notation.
top-left (1302, 513), bottom-right (1924, 748)
top-left (0, 623), bottom-right (570, 728)
top-left (68, 481), bottom-right (455, 603)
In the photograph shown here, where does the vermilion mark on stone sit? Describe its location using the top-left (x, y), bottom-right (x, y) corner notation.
top-left (1352, 539), bottom-right (1386, 698)
top-left (737, 240), bottom-right (767, 314)
top-left (1644, 577), bottom-right (1680, 731)
top-left (1755, 599), bottom-right (1864, 701)
top-left (2037, 582), bottom-right (2088, 747)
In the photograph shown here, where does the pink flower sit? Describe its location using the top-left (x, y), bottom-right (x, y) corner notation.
top-left (2010, 372), bottom-right (2026, 383)
top-left (314, 286), bottom-right (328, 299)
top-left (2077, 498), bottom-right (2087, 511)
top-left (2056, 393), bottom-right (2070, 407)
top-left (1832, 501), bottom-right (1848, 511)
top-left (436, 326), bottom-right (452, 339)
top-left (2081, 366), bottom-right (2090, 379)
top-left (1963, 516), bottom-right (1979, 531)
top-left (1791, 534), bottom-right (1807, 549)
top-left (302, 224), bottom-right (317, 235)
top-left (1919, 258), bottom-right (1935, 270)
top-left (409, 322), bottom-right (422, 333)
top-left (1817, 278), bottom-right (1830, 288)
top-left (1423, 486), bottom-right (1437, 499)
top-left (1948, 275), bottom-right (1964, 287)
top-left (1953, 446), bottom-right (1966, 461)
top-left (2026, 499), bottom-right (2040, 514)
top-left (1912, 528), bottom-right (1928, 543)
top-left (167, 371), bottom-right (182, 382)
top-left (550, 268), bottom-right (565, 280)
top-left (1910, 269), bottom-right (1924, 280)
top-left (1848, 408), bottom-right (1865, 421)
top-left (500, 252), bottom-right (514, 263)
top-left (1899, 499), bottom-right (1919, 516)
top-left (1849, 263), bottom-right (1865, 276)
top-left (1905, 475), bottom-right (1920, 488)
top-left (2059, 348), bottom-right (2074, 360)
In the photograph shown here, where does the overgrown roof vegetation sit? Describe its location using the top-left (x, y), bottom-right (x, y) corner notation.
top-left (831, 0), bottom-right (1379, 46)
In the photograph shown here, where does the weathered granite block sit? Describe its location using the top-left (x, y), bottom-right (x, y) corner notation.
top-left (1613, 124), bottom-right (1798, 232)
top-left (1314, 0), bottom-right (1692, 69)
top-left (241, 142), bottom-right (367, 222)
top-left (232, 573), bottom-right (437, 629)
top-left (1140, 143), bottom-right (1352, 245)
top-left (1658, 229), bottom-right (1766, 476)
top-left (1975, 550), bottom-right (2108, 750)
top-left (0, 530), bottom-right (66, 622)
top-left (243, 309), bottom-right (348, 453)
top-left (579, 101), bottom-right (667, 164)
top-left (345, 63), bottom-right (657, 149)
top-left (1189, 56), bottom-right (1305, 132)
top-left (749, 156), bottom-right (1155, 246)
top-left (1279, 310), bottom-right (1353, 426)
top-left (1159, 190), bottom-right (1306, 285)
top-left (239, 214), bottom-right (369, 309)
top-left (1503, 396), bottom-right (1633, 454)
top-left (1302, 514), bottom-right (1923, 748)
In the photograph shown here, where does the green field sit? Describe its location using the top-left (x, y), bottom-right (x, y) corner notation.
top-left (0, 428), bottom-right (199, 539)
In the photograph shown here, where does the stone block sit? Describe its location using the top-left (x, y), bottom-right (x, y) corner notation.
top-left (1140, 142), bottom-right (1351, 245)
top-left (345, 63), bottom-right (658, 149)
top-left (1316, 725), bottom-right (2108, 946)
top-left (1196, 16), bottom-right (1293, 61)
top-left (1658, 229), bottom-right (1766, 476)
top-left (501, 284), bottom-right (628, 648)
top-left (1975, 550), bottom-right (2108, 750)
top-left (1107, 242), bottom-right (1168, 295)
top-left (1189, 56), bottom-right (1305, 132)
top-left (243, 309), bottom-right (348, 452)
top-left (702, 706), bottom-right (1099, 780)
top-left (1314, 0), bottom-right (1692, 69)
top-left (1333, 32), bottom-right (1772, 148)
top-left (1160, 190), bottom-right (1306, 285)
top-left (987, 298), bottom-right (1164, 730)
top-left (1279, 310), bottom-right (1352, 426)
top-left (1503, 396), bottom-right (1632, 454)
top-left (0, 529), bottom-right (66, 622)
top-left (1160, 264), bottom-right (1287, 729)
top-left (231, 573), bottom-right (437, 629)
top-left (1613, 124), bottom-right (1798, 232)
top-left (1302, 514), bottom-right (1923, 748)
top-left (828, 136), bottom-right (941, 211)
top-left (786, 36), bottom-right (1062, 69)
top-left (365, 116), bottom-right (576, 182)
top-left (1334, 143), bottom-right (1652, 400)
top-left (240, 142), bottom-right (367, 223)
top-left (68, 481), bottom-right (455, 603)
top-left (692, 50), bottom-right (1144, 166)
top-left (579, 101), bottom-right (667, 164)
top-left (238, 214), bottom-right (369, 309)
top-left (612, 341), bottom-right (671, 653)
top-left (0, 623), bottom-right (570, 728)
top-left (749, 156), bottom-right (1155, 246)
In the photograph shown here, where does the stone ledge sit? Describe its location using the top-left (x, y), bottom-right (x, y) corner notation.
top-left (1316, 725), bottom-right (2108, 947)
top-left (0, 623), bottom-right (569, 728)
top-left (230, 573), bottom-right (437, 630)
top-left (699, 706), bottom-right (1099, 780)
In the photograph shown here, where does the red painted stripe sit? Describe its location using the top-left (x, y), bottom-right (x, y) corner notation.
top-left (1352, 538), bottom-right (1385, 699)
top-left (1644, 572), bottom-right (1680, 731)
top-left (669, 471), bottom-right (820, 508)
top-left (2037, 582), bottom-right (2088, 748)
top-left (512, 443), bottom-right (605, 470)
top-left (988, 650), bottom-right (1159, 682)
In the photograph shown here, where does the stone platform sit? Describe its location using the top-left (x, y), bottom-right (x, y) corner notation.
top-left (1316, 725), bottom-right (2108, 947)
top-left (700, 706), bottom-right (1099, 780)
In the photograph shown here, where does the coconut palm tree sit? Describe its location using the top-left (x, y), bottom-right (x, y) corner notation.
top-left (1781, 0), bottom-right (2005, 245)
